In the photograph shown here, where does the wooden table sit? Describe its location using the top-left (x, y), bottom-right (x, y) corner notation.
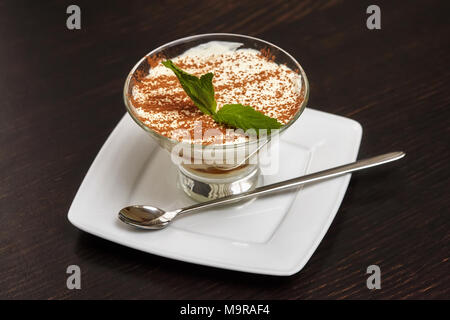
top-left (1, 0), bottom-right (448, 299)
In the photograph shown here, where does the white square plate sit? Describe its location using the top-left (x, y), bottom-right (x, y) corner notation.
top-left (68, 108), bottom-right (362, 276)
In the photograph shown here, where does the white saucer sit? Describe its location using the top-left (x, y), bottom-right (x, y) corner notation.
top-left (68, 108), bottom-right (362, 276)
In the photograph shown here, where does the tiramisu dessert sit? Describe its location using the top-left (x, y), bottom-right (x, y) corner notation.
top-left (129, 41), bottom-right (304, 144)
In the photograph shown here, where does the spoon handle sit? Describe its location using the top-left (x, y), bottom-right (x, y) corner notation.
top-left (178, 151), bottom-right (405, 215)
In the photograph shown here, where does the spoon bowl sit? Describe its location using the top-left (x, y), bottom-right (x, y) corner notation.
top-left (119, 206), bottom-right (176, 229)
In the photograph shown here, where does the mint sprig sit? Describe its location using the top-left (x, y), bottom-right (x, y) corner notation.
top-left (162, 60), bottom-right (216, 115)
top-left (162, 60), bottom-right (282, 132)
top-left (213, 104), bottom-right (282, 132)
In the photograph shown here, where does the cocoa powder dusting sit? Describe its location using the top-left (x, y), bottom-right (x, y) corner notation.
top-left (128, 47), bottom-right (304, 144)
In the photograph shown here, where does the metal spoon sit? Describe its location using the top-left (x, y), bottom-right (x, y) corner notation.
top-left (118, 151), bottom-right (405, 230)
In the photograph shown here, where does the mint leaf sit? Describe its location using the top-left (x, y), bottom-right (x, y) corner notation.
top-left (162, 60), bottom-right (216, 115)
top-left (162, 61), bottom-right (283, 133)
top-left (213, 104), bottom-right (283, 133)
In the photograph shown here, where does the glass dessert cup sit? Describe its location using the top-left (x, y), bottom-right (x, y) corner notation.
top-left (124, 33), bottom-right (309, 201)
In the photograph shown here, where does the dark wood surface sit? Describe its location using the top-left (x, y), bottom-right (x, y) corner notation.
top-left (0, 0), bottom-right (449, 299)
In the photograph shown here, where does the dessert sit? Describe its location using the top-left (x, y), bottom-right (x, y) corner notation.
top-left (124, 35), bottom-right (309, 201)
top-left (129, 41), bottom-right (305, 144)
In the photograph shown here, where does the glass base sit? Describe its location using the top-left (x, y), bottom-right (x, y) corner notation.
top-left (177, 164), bottom-right (260, 202)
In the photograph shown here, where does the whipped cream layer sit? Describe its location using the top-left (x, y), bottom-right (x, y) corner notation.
top-left (131, 41), bottom-right (304, 144)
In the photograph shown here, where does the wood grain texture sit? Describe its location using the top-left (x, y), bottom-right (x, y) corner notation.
top-left (0, 0), bottom-right (449, 299)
